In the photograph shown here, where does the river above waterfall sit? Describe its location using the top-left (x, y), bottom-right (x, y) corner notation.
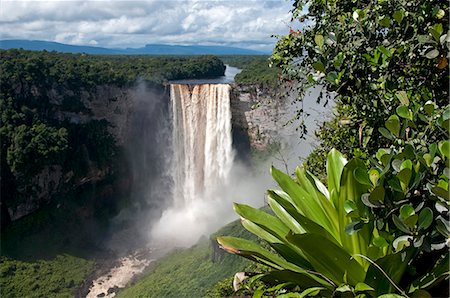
top-left (169, 64), bottom-right (241, 84)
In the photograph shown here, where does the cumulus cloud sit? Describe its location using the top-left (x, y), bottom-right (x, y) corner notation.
top-left (0, 0), bottom-right (295, 51)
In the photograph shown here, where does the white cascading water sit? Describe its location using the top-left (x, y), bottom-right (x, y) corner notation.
top-left (171, 83), bottom-right (234, 206)
top-left (150, 83), bottom-right (235, 246)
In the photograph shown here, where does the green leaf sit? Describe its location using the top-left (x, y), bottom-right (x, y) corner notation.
top-left (431, 186), bottom-right (449, 200)
top-left (312, 61), bottom-right (325, 73)
top-left (355, 282), bottom-right (375, 292)
top-left (369, 186), bottom-right (385, 204)
top-left (393, 10), bottom-right (404, 23)
top-left (298, 287), bottom-right (326, 297)
top-left (369, 169), bottom-right (380, 186)
top-left (378, 295), bottom-right (404, 298)
top-left (267, 191), bottom-right (338, 245)
top-left (395, 91), bottom-right (409, 106)
top-left (271, 166), bottom-right (336, 234)
top-left (287, 233), bottom-right (366, 285)
top-left (335, 284), bottom-right (352, 292)
top-left (385, 115), bottom-right (400, 137)
top-left (400, 204), bottom-right (415, 220)
top-left (365, 252), bottom-right (411, 295)
top-left (393, 235), bottom-right (412, 252)
top-left (379, 16), bottom-right (391, 27)
top-left (438, 141), bottom-right (449, 158)
top-left (425, 49), bottom-right (439, 59)
top-left (234, 203), bottom-right (289, 240)
top-left (217, 236), bottom-right (330, 288)
top-left (424, 101), bottom-right (435, 115)
top-left (392, 215), bottom-right (410, 233)
top-left (396, 106), bottom-right (412, 120)
top-left (315, 34), bottom-right (324, 50)
top-left (378, 127), bottom-right (394, 140)
top-left (353, 167), bottom-right (372, 186)
top-left (417, 207), bottom-right (433, 230)
top-left (261, 270), bottom-right (332, 290)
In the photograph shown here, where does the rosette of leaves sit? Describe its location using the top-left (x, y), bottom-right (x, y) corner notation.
top-left (217, 150), bottom-right (447, 297)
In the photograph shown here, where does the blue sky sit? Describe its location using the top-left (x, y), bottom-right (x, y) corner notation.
top-left (0, 0), bottom-right (295, 51)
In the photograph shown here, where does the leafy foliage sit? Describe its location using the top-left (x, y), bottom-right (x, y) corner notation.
top-left (0, 49), bottom-right (226, 214)
top-left (117, 219), bottom-right (255, 298)
top-left (218, 150), bottom-right (449, 296)
top-left (0, 255), bottom-right (94, 298)
top-left (220, 0), bottom-right (450, 296)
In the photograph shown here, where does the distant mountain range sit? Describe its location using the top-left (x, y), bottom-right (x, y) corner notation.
top-left (0, 40), bottom-right (266, 55)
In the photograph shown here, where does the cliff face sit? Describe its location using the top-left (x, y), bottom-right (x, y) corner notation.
top-left (7, 83), bottom-right (170, 222)
top-left (7, 81), bottom-right (286, 222)
top-left (230, 84), bottom-right (290, 152)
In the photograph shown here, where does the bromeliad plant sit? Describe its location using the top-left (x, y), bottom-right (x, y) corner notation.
top-left (217, 149), bottom-right (449, 297)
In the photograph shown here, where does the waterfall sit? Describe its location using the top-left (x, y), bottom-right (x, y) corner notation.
top-left (170, 84), bottom-right (234, 207)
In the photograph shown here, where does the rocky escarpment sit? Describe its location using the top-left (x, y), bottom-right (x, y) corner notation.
top-left (7, 83), bottom-right (170, 222)
top-left (230, 84), bottom-right (290, 153)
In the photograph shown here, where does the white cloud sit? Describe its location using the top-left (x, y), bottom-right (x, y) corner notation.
top-left (0, 0), bottom-right (295, 51)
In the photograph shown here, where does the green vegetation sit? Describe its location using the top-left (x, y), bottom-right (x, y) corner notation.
top-left (117, 219), bottom-right (256, 298)
top-left (221, 55), bottom-right (278, 86)
top-left (0, 49), bottom-right (226, 219)
top-left (0, 255), bottom-right (94, 298)
top-left (219, 0), bottom-right (449, 296)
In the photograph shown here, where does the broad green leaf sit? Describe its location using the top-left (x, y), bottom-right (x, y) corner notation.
top-left (312, 61), bottom-right (325, 73)
top-left (395, 91), bottom-right (409, 106)
top-left (423, 101), bottom-right (435, 115)
top-left (385, 115), bottom-right (400, 137)
top-left (355, 282), bottom-right (375, 292)
top-left (271, 167), bottom-right (335, 233)
top-left (393, 10), bottom-right (404, 23)
top-left (369, 185), bottom-right (385, 204)
top-left (296, 167), bottom-right (338, 229)
top-left (315, 34), bottom-right (324, 50)
top-left (396, 106), bottom-right (412, 120)
top-left (297, 287), bottom-right (326, 297)
top-left (378, 127), bottom-right (394, 140)
top-left (217, 236), bottom-right (329, 288)
top-left (379, 16), bottom-right (390, 27)
top-left (397, 168), bottom-right (412, 191)
top-left (373, 235), bottom-right (389, 248)
top-left (431, 186), bottom-right (449, 200)
top-left (369, 169), bottom-right (380, 186)
top-left (327, 148), bottom-right (347, 204)
top-left (353, 167), bottom-right (372, 186)
top-left (234, 203), bottom-right (289, 240)
top-left (287, 233), bottom-right (366, 286)
top-left (417, 207), bottom-right (433, 230)
top-left (267, 191), bottom-right (339, 245)
top-left (378, 295), bottom-right (404, 298)
top-left (438, 140), bottom-right (449, 158)
top-left (365, 252), bottom-right (411, 295)
top-left (392, 215), bottom-right (410, 233)
top-left (261, 270), bottom-right (333, 290)
top-left (400, 204), bottom-right (415, 220)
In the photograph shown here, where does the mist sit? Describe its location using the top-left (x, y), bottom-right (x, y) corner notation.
top-left (147, 83), bottom-right (333, 249)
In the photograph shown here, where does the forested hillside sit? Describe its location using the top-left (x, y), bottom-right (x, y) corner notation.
top-left (0, 50), bottom-right (225, 226)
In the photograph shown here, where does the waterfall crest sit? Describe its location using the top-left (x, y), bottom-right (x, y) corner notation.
top-left (170, 84), bottom-right (234, 207)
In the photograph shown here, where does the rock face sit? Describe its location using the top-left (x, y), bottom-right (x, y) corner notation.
top-left (7, 83), bottom-right (170, 221)
top-left (230, 84), bottom-right (290, 152)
